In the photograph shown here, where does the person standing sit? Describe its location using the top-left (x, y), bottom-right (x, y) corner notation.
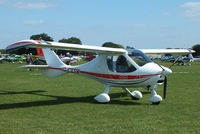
top-left (26, 53), bottom-right (33, 71)
top-left (29, 53), bottom-right (33, 64)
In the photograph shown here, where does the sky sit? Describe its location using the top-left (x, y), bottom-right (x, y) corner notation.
top-left (1, 0), bottom-right (200, 49)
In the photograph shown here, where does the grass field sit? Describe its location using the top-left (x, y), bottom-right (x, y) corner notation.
top-left (0, 61), bottom-right (200, 134)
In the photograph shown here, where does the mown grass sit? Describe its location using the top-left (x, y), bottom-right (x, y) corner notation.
top-left (0, 61), bottom-right (200, 134)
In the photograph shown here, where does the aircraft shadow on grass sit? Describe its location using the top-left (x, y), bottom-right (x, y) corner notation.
top-left (0, 90), bottom-right (150, 110)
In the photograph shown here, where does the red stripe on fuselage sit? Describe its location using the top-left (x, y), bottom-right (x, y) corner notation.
top-left (48, 67), bottom-right (64, 70)
top-left (80, 71), bottom-right (161, 79)
top-left (47, 67), bottom-right (161, 80)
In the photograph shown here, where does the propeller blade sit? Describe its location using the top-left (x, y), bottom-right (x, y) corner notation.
top-left (163, 76), bottom-right (167, 99)
top-left (153, 59), bottom-right (165, 71)
top-left (169, 56), bottom-right (181, 68)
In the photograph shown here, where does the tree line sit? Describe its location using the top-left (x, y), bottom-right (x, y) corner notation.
top-left (1, 33), bottom-right (200, 57)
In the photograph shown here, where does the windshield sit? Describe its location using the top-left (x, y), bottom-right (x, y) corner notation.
top-left (128, 49), bottom-right (152, 66)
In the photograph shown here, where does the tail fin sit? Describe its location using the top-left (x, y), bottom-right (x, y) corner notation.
top-left (40, 48), bottom-right (67, 77)
top-left (6, 40), bottom-right (68, 78)
top-left (42, 48), bottom-right (66, 67)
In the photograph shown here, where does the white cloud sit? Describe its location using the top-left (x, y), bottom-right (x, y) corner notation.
top-left (0, 0), bottom-right (56, 9)
top-left (147, 13), bottom-right (155, 17)
top-left (24, 20), bottom-right (44, 25)
top-left (0, 0), bottom-right (5, 4)
top-left (162, 12), bottom-right (169, 16)
top-left (14, 2), bottom-right (54, 9)
top-left (180, 2), bottom-right (200, 17)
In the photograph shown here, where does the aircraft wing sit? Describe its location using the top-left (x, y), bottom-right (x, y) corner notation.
top-left (6, 40), bottom-right (127, 56)
top-left (139, 49), bottom-right (195, 55)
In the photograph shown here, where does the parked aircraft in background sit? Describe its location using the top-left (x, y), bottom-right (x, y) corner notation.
top-left (86, 52), bottom-right (96, 61)
top-left (0, 57), bottom-right (4, 62)
top-left (36, 48), bottom-right (81, 64)
top-left (194, 57), bottom-right (200, 61)
top-left (0, 54), bottom-right (26, 63)
top-left (138, 49), bottom-right (195, 66)
top-left (176, 54), bottom-right (194, 66)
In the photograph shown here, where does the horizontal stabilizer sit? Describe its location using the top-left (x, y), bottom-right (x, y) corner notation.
top-left (19, 65), bottom-right (66, 77)
top-left (19, 65), bottom-right (48, 68)
top-left (40, 69), bottom-right (66, 78)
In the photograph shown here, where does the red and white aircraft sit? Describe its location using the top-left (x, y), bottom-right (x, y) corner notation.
top-left (6, 40), bottom-right (194, 104)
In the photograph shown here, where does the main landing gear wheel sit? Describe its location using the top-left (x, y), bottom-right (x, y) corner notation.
top-left (94, 93), bottom-right (110, 103)
top-left (130, 90), bottom-right (143, 100)
top-left (94, 85), bottom-right (110, 103)
top-left (123, 88), bottom-right (143, 100)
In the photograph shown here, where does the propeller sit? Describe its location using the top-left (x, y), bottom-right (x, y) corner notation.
top-left (169, 56), bottom-right (181, 68)
top-left (153, 59), bottom-right (171, 99)
top-left (163, 76), bottom-right (167, 99)
top-left (153, 59), bottom-right (165, 71)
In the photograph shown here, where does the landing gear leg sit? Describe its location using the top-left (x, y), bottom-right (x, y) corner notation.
top-left (123, 88), bottom-right (142, 100)
top-left (148, 88), bottom-right (162, 105)
top-left (94, 85), bottom-right (110, 103)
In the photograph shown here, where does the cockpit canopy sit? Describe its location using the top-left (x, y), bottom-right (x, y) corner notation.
top-left (106, 49), bottom-right (152, 73)
top-left (128, 49), bottom-right (152, 66)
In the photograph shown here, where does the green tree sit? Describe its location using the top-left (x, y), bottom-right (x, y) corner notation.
top-left (102, 42), bottom-right (124, 48)
top-left (126, 46), bottom-right (134, 49)
top-left (59, 37), bottom-right (82, 44)
top-left (28, 33), bottom-right (54, 55)
top-left (30, 33), bottom-right (54, 41)
top-left (192, 44), bottom-right (200, 57)
top-left (0, 49), bottom-right (6, 54)
top-left (58, 37), bottom-right (82, 55)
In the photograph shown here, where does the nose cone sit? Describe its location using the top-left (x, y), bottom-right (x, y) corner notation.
top-left (162, 66), bottom-right (172, 75)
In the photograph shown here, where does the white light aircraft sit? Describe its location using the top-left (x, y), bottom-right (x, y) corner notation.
top-left (6, 40), bottom-right (194, 104)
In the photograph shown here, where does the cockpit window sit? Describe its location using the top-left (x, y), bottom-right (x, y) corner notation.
top-left (107, 55), bottom-right (136, 73)
top-left (128, 49), bottom-right (152, 66)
